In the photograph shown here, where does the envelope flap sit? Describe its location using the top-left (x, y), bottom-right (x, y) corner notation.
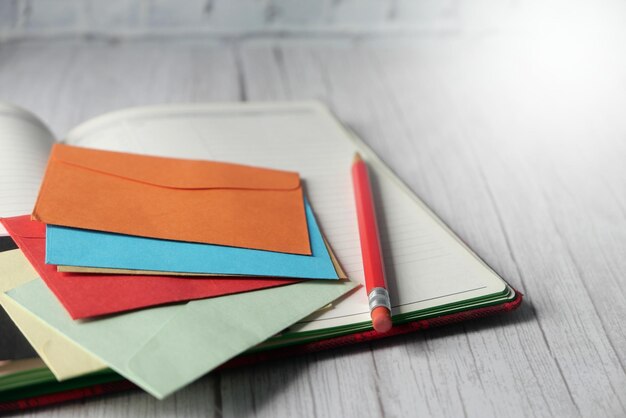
top-left (125, 280), bottom-right (358, 398)
top-left (51, 144), bottom-right (301, 191)
top-left (1, 216), bottom-right (45, 239)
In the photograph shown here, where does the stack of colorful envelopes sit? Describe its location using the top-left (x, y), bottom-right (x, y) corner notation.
top-left (0, 144), bottom-right (355, 399)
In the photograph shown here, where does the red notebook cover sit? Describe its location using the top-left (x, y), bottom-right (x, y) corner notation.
top-left (0, 291), bottom-right (522, 413)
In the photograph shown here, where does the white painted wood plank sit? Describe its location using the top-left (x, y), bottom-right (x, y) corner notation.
top-left (0, 39), bottom-right (241, 138)
top-left (19, 375), bottom-right (221, 418)
top-left (1, 27), bottom-right (626, 416)
top-left (222, 349), bottom-right (383, 418)
top-left (354, 40), bottom-right (626, 416)
top-left (361, 38), bottom-right (626, 416)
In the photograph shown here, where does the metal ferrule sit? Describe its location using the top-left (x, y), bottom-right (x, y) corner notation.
top-left (368, 287), bottom-right (391, 312)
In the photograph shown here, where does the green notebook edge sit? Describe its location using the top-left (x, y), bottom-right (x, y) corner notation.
top-left (0, 285), bottom-right (516, 403)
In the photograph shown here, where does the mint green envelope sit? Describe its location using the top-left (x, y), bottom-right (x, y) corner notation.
top-left (7, 279), bottom-right (357, 399)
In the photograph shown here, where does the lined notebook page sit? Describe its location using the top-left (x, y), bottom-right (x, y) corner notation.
top-left (0, 104), bottom-right (54, 236)
top-left (66, 103), bottom-right (509, 332)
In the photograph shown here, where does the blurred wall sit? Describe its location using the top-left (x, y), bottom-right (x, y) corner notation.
top-left (0, 0), bottom-right (520, 40)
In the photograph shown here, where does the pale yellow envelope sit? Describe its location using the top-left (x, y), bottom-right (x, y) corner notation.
top-left (0, 250), bottom-right (105, 380)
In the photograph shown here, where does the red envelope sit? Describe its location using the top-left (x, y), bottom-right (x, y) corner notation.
top-left (1, 216), bottom-right (297, 320)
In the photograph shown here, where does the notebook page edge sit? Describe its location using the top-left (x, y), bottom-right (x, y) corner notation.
top-left (0, 102), bottom-right (55, 236)
top-left (64, 101), bottom-right (327, 145)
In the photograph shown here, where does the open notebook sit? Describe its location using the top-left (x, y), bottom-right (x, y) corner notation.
top-left (0, 102), bottom-right (520, 408)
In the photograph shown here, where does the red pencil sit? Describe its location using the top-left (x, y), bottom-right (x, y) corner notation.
top-left (351, 153), bottom-right (392, 333)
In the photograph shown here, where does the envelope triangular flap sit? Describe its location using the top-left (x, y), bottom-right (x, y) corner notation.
top-left (51, 144), bottom-right (301, 191)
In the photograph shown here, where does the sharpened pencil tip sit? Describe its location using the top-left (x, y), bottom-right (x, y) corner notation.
top-left (353, 153), bottom-right (362, 164)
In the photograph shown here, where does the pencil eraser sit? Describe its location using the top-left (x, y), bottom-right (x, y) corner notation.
top-left (371, 306), bottom-right (392, 333)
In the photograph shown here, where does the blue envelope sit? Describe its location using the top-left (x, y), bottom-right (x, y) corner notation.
top-left (46, 201), bottom-right (339, 279)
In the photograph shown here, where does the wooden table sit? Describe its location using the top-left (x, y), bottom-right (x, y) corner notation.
top-left (2, 18), bottom-right (625, 417)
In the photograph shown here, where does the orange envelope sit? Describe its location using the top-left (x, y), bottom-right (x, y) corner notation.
top-left (32, 144), bottom-right (311, 255)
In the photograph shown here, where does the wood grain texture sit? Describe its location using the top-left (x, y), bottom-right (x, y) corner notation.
top-left (2, 4), bottom-right (626, 415)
